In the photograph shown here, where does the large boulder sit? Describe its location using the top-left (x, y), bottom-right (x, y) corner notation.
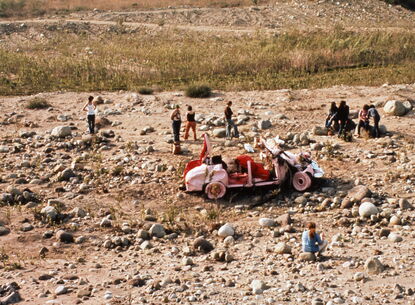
top-left (51, 126), bottom-right (72, 138)
top-left (212, 128), bottom-right (226, 138)
top-left (358, 202), bottom-right (378, 218)
top-left (383, 100), bottom-right (407, 116)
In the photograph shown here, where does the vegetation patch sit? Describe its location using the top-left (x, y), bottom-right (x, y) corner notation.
top-left (25, 97), bottom-right (51, 109)
top-left (138, 87), bottom-right (154, 95)
top-left (185, 85), bottom-right (212, 98)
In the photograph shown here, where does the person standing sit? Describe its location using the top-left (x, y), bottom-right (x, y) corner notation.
top-left (170, 105), bottom-right (182, 142)
top-left (82, 96), bottom-right (96, 134)
top-left (357, 104), bottom-right (370, 137)
top-left (302, 222), bottom-right (328, 257)
top-left (368, 104), bottom-right (381, 138)
top-left (184, 105), bottom-right (197, 141)
top-left (224, 101), bottom-right (239, 139)
top-left (337, 100), bottom-right (349, 137)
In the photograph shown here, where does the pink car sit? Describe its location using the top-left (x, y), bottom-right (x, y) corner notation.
top-left (184, 134), bottom-right (324, 200)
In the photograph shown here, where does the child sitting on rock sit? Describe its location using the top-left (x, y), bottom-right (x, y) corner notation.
top-left (302, 222), bottom-right (328, 257)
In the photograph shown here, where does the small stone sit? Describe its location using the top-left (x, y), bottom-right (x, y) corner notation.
top-left (389, 215), bottom-right (401, 226)
top-left (56, 230), bottom-right (74, 243)
top-left (358, 202), bottom-right (378, 218)
top-left (399, 198), bottom-right (413, 210)
top-left (388, 232), bottom-right (403, 243)
top-left (299, 252), bottom-right (316, 262)
top-left (20, 223), bottom-right (34, 232)
top-left (251, 280), bottom-right (267, 295)
top-left (55, 285), bottom-right (68, 295)
top-left (275, 242), bottom-right (291, 254)
top-left (276, 214), bottom-right (292, 226)
top-left (0, 226), bottom-right (10, 236)
top-left (193, 237), bottom-right (214, 253)
top-left (258, 218), bottom-right (275, 227)
top-left (364, 257), bottom-right (384, 274)
top-left (218, 223), bottom-right (235, 237)
top-left (149, 223), bottom-right (165, 238)
top-left (353, 272), bottom-right (364, 281)
top-left (348, 185), bottom-right (371, 202)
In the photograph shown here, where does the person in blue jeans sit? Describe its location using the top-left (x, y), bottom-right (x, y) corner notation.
top-left (224, 101), bottom-right (239, 139)
top-left (302, 222), bottom-right (328, 256)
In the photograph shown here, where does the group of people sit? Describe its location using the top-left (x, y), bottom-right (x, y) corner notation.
top-left (170, 101), bottom-right (240, 143)
top-left (325, 100), bottom-right (381, 138)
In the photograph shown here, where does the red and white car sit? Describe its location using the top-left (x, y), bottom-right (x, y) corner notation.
top-left (183, 134), bottom-right (324, 200)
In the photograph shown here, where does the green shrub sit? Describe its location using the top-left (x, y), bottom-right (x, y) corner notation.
top-left (185, 85), bottom-right (212, 98)
top-left (25, 97), bottom-right (51, 109)
top-left (138, 87), bottom-right (154, 95)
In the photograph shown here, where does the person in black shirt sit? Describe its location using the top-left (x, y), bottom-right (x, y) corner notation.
top-left (337, 100), bottom-right (349, 136)
top-left (224, 101), bottom-right (239, 139)
top-left (170, 105), bottom-right (181, 142)
top-left (184, 105), bottom-right (197, 140)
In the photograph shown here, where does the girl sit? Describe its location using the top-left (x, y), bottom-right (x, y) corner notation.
top-left (184, 105), bottom-right (197, 141)
top-left (302, 222), bottom-right (328, 256)
top-left (357, 104), bottom-right (370, 137)
top-left (82, 96), bottom-right (96, 134)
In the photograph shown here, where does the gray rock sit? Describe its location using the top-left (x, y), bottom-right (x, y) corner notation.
top-left (137, 229), bottom-right (150, 240)
top-left (40, 206), bottom-right (58, 221)
top-left (0, 226), bottom-right (10, 236)
top-left (275, 242), bottom-right (291, 254)
top-left (51, 126), bottom-right (72, 138)
top-left (313, 126), bottom-right (328, 136)
top-left (348, 185), bottom-right (371, 202)
top-left (0, 291), bottom-right (21, 305)
top-left (299, 252), bottom-right (316, 262)
top-left (55, 285), bottom-right (68, 295)
top-left (218, 223), bottom-right (235, 237)
top-left (100, 218), bottom-right (112, 227)
top-left (56, 230), bottom-right (74, 243)
top-left (193, 237), bottom-right (214, 253)
top-left (276, 214), bottom-right (292, 226)
top-left (212, 128), bottom-right (226, 138)
top-left (20, 223), bottom-right (33, 232)
top-left (58, 168), bottom-right (76, 182)
top-left (383, 100), bottom-right (407, 116)
top-left (364, 257), bottom-right (384, 274)
top-left (378, 228), bottom-right (390, 237)
top-left (388, 232), bottom-right (403, 243)
top-left (258, 218), bottom-right (276, 227)
top-left (257, 120), bottom-right (272, 130)
top-left (251, 280), bottom-right (267, 295)
top-left (402, 100), bottom-right (413, 112)
top-left (399, 198), bottom-right (413, 210)
top-left (149, 223), bottom-right (165, 238)
top-left (358, 202), bottom-right (378, 218)
top-left (140, 240), bottom-right (152, 250)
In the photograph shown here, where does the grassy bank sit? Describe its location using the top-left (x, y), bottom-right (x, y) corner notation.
top-left (1, 29), bottom-right (415, 95)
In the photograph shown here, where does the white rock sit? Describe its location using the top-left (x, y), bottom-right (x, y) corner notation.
top-left (51, 126), bottom-right (72, 138)
top-left (218, 223), bottom-right (235, 237)
top-left (358, 202), bottom-right (378, 218)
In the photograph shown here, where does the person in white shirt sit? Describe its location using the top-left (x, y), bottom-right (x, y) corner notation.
top-left (82, 96), bottom-right (96, 134)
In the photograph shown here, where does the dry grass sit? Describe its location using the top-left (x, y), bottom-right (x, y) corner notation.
top-left (0, 28), bottom-right (415, 95)
top-left (0, 0), bottom-right (272, 17)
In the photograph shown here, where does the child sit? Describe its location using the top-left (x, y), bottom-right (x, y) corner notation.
top-left (357, 104), bottom-right (370, 137)
top-left (184, 105), bottom-right (197, 141)
top-left (302, 222), bottom-right (328, 256)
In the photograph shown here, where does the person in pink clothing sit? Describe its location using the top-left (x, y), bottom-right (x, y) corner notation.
top-left (357, 104), bottom-right (370, 137)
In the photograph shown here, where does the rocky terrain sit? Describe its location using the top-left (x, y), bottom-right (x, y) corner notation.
top-left (0, 84), bottom-right (414, 305)
top-left (1, 1), bottom-right (415, 304)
